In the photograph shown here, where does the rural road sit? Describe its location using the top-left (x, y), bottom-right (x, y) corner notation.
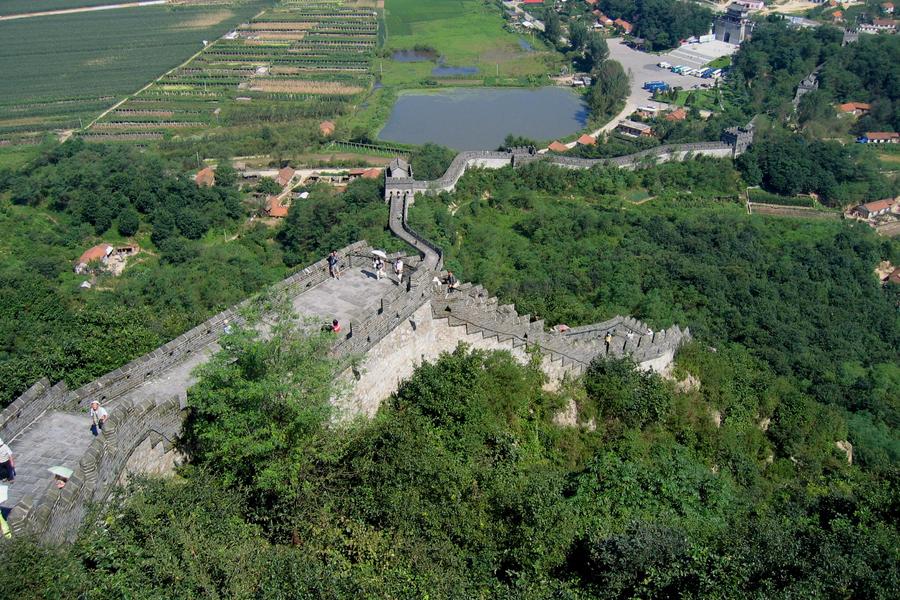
top-left (0, 0), bottom-right (165, 21)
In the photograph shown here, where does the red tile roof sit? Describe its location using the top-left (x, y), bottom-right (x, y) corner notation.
top-left (614, 18), bottom-right (633, 33)
top-left (548, 141), bottom-right (569, 152)
top-left (838, 102), bottom-right (871, 113)
top-left (859, 199), bottom-right (895, 213)
top-left (523, 0), bottom-right (544, 4)
top-left (265, 195), bottom-right (289, 218)
top-left (577, 134), bottom-right (596, 145)
top-left (665, 108), bottom-right (688, 121)
top-left (873, 18), bottom-right (896, 26)
top-left (361, 167), bottom-right (382, 179)
top-left (276, 166), bottom-right (295, 187)
top-left (865, 131), bottom-right (900, 140)
top-left (78, 244), bottom-right (112, 265)
top-left (195, 166), bottom-right (215, 187)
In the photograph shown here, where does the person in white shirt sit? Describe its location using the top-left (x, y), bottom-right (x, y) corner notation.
top-left (0, 439), bottom-right (14, 483)
top-left (393, 258), bottom-right (404, 284)
top-left (89, 400), bottom-right (109, 436)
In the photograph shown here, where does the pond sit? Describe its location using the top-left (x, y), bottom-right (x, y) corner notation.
top-left (431, 64), bottom-right (478, 76)
top-left (391, 49), bottom-right (438, 62)
top-left (377, 87), bottom-right (588, 151)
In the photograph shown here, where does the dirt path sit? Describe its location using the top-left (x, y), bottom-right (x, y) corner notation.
top-left (0, 1), bottom-right (166, 21)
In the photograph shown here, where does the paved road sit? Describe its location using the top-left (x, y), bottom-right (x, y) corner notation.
top-left (0, 1), bottom-right (165, 21)
top-left (573, 38), bottom-right (690, 141)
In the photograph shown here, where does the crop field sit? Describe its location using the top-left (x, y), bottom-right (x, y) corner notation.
top-left (382, 0), bottom-right (555, 85)
top-left (87, 0), bottom-right (377, 141)
top-left (0, 2), bottom-right (269, 147)
top-left (0, 0), bottom-right (122, 16)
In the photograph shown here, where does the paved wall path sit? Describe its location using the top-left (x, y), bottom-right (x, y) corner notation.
top-left (2, 266), bottom-right (396, 512)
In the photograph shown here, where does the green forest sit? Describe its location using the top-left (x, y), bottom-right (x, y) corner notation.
top-left (3, 308), bottom-right (897, 597)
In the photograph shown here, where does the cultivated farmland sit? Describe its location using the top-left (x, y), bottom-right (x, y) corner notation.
top-left (0, 2), bottom-right (268, 149)
top-left (382, 0), bottom-right (554, 85)
top-left (87, 0), bottom-right (377, 143)
top-left (0, 0), bottom-right (127, 17)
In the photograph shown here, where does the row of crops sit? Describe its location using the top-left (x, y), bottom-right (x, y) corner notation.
top-left (0, 2), bottom-right (271, 148)
top-left (85, 0), bottom-right (378, 142)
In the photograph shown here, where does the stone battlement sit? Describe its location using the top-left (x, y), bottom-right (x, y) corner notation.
top-left (384, 125), bottom-right (754, 201)
top-left (5, 156), bottom-right (694, 543)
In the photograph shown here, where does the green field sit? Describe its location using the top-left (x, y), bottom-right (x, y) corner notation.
top-left (382, 0), bottom-right (556, 85)
top-left (0, 4), bottom-right (267, 104)
top-left (0, 0), bottom-right (120, 16)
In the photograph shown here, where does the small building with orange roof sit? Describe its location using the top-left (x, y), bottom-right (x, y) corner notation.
top-left (665, 108), bottom-right (688, 122)
top-left (265, 195), bottom-right (289, 218)
top-left (276, 166), bottom-right (295, 187)
top-left (577, 134), bottom-right (596, 146)
top-left (614, 18), bottom-right (633, 34)
top-left (837, 102), bottom-right (871, 116)
top-left (195, 166), bottom-right (215, 187)
top-left (548, 141), bottom-right (569, 152)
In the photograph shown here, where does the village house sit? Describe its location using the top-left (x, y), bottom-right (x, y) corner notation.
top-left (837, 101), bottom-right (871, 116)
top-left (859, 19), bottom-right (896, 33)
top-left (348, 167), bottom-right (382, 180)
top-left (74, 243), bottom-right (140, 275)
top-left (194, 166), bottom-right (215, 187)
top-left (548, 141), bottom-right (570, 152)
top-left (614, 18), bottom-right (633, 34)
top-left (265, 195), bottom-right (289, 218)
top-left (665, 108), bottom-right (688, 122)
top-left (276, 166), bottom-right (295, 188)
top-left (577, 134), bottom-right (596, 146)
top-left (883, 2), bottom-right (894, 14)
top-left (617, 119), bottom-right (654, 138)
top-left (853, 199), bottom-right (896, 219)
top-left (857, 131), bottom-right (900, 143)
top-left (832, 10), bottom-right (844, 22)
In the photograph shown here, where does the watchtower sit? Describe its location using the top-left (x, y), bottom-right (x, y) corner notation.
top-left (715, 4), bottom-right (753, 44)
top-left (721, 124), bottom-right (754, 157)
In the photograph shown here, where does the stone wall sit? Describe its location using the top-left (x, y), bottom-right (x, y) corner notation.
top-left (8, 394), bottom-right (184, 544)
top-left (3, 241), bottom-right (370, 417)
top-left (340, 282), bottom-right (691, 416)
top-left (3, 242), bottom-right (368, 544)
top-left (384, 131), bottom-right (750, 201)
top-left (0, 378), bottom-right (70, 443)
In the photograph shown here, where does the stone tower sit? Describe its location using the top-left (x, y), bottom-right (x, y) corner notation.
top-left (715, 4), bottom-right (753, 44)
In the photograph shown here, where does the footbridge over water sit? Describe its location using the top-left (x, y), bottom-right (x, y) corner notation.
top-left (2, 156), bottom-right (693, 545)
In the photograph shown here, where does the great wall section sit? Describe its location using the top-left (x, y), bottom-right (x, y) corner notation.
top-left (0, 125), bottom-right (766, 543)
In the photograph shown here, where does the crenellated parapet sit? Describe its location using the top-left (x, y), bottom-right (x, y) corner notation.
top-left (384, 124), bottom-right (755, 201)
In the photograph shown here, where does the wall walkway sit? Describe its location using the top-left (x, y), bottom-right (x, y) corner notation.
top-left (4, 139), bottom-right (701, 543)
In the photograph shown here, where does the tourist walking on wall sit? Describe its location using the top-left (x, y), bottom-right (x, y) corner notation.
top-left (373, 257), bottom-right (385, 280)
top-left (0, 439), bottom-right (15, 483)
top-left (445, 270), bottom-right (459, 291)
top-left (331, 319), bottom-right (342, 334)
top-left (604, 331), bottom-right (613, 353)
top-left (89, 400), bottom-right (109, 436)
top-left (393, 258), bottom-right (404, 285)
top-left (328, 250), bottom-right (341, 279)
